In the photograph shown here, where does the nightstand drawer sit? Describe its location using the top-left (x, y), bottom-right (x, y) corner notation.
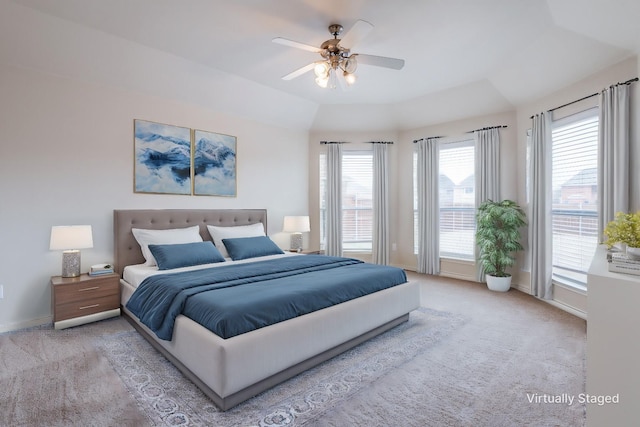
top-left (54, 293), bottom-right (120, 322)
top-left (53, 276), bottom-right (119, 305)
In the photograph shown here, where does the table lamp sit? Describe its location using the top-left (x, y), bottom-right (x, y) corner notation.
top-left (283, 216), bottom-right (310, 252)
top-left (50, 225), bottom-right (94, 277)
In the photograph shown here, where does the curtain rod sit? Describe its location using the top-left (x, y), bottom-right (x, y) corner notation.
top-left (366, 141), bottom-right (394, 144)
top-left (413, 136), bottom-right (443, 143)
top-left (320, 141), bottom-right (349, 144)
top-left (530, 77), bottom-right (638, 119)
top-left (466, 125), bottom-right (507, 134)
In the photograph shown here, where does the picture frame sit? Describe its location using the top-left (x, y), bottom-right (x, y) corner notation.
top-left (133, 119), bottom-right (192, 195)
top-left (193, 129), bottom-right (237, 197)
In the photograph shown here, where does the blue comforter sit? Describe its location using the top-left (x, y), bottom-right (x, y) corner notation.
top-left (126, 255), bottom-right (407, 340)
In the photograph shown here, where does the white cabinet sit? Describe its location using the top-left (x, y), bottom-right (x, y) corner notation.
top-left (587, 245), bottom-right (640, 426)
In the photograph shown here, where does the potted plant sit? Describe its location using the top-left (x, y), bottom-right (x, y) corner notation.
top-left (475, 199), bottom-right (527, 292)
top-left (603, 211), bottom-right (640, 259)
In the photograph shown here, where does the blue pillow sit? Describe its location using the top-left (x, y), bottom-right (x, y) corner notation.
top-left (222, 236), bottom-right (284, 261)
top-left (148, 241), bottom-right (225, 270)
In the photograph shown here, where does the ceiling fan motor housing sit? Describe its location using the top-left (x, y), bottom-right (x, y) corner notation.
top-left (328, 24), bottom-right (343, 37)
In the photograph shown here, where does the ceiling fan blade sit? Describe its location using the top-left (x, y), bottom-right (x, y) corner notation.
top-left (272, 37), bottom-right (321, 53)
top-left (355, 53), bottom-right (405, 70)
top-left (339, 20), bottom-right (374, 48)
top-left (281, 62), bottom-right (316, 80)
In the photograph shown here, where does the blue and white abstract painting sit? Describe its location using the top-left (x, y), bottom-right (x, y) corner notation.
top-left (193, 129), bottom-right (237, 197)
top-left (134, 120), bottom-right (191, 195)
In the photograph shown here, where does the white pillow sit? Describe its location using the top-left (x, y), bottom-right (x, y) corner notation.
top-left (132, 226), bottom-right (203, 266)
top-left (206, 223), bottom-right (266, 258)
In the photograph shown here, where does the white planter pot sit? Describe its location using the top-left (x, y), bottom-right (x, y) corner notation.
top-left (486, 274), bottom-right (512, 292)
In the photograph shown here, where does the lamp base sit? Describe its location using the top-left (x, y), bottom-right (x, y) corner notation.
top-left (61, 250), bottom-right (81, 278)
top-left (289, 232), bottom-right (303, 252)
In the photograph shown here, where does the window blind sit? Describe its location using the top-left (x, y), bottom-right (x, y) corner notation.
top-left (439, 143), bottom-right (475, 259)
top-left (551, 112), bottom-right (599, 284)
top-left (413, 141), bottom-right (475, 259)
top-left (342, 152), bottom-right (373, 251)
top-left (319, 151), bottom-right (373, 252)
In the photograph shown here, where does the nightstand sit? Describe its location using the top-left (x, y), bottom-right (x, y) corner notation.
top-left (51, 272), bottom-right (120, 330)
top-left (300, 250), bottom-right (324, 255)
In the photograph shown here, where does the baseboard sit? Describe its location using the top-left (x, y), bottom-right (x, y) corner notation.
top-left (0, 315), bottom-right (52, 334)
top-left (393, 263), bottom-right (417, 272)
top-left (543, 299), bottom-right (587, 320)
top-left (512, 283), bottom-right (530, 294)
top-left (439, 271), bottom-right (476, 282)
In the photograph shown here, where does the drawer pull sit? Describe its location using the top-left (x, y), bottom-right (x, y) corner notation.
top-left (78, 286), bottom-right (100, 292)
top-left (79, 304), bottom-right (100, 310)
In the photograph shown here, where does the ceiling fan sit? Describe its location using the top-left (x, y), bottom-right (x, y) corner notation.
top-left (273, 20), bottom-right (405, 89)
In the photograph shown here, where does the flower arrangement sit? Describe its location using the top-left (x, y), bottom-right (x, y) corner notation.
top-left (603, 211), bottom-right (640, 249)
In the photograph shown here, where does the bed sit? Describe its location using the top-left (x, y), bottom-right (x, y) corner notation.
top-left (114, 209), bottom-right (420, 410)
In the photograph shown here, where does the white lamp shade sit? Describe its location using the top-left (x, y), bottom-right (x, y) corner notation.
top-left (50, 225), bottom-right (94, 250)
top-left (282, 216), bottom-right (310, 233)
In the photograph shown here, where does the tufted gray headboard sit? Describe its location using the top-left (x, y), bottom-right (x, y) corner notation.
top-left (113, 209), bottom-right (267, 276)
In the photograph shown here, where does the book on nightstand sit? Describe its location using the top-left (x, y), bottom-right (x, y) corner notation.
top-left (89, 263), bottom-right (114, 276)
top-left (608, 253), bottom-right (640, 276)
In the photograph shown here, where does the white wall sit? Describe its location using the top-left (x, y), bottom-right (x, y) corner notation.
top-left (307, 112), bottom-right (518, 275)
top-left (513, 56), bottom-right (639, 314)
top-left (395, 111), bottom-right (519, 277)
top-left (306, 57), bottom-right (639, 302)
top-left (0, 63), bottom-right (309, 331)
top-left (308, 130), bottom-right (400, 264)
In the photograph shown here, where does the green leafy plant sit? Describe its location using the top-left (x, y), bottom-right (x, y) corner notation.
top-left (603, 211), bottom-right (640, 249)
top-left (475, 199), bottom-right (527, 277)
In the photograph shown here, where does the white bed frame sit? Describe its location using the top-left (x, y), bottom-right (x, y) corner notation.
top-left (114, 209), bottom-right (420, 410)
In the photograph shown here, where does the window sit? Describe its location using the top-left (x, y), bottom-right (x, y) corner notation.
top-left (551, 109), bottom-right (599, 286)
top-left (413, 139), bottom-right (475, 259)
top-left (319, 151), bottom-right (373, 252)
top-left (439, 141), bottom-right (475, 259)
top-left (413, 152), bottom-right (418, 254)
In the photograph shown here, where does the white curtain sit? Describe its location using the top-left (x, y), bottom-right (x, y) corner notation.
top-left (417, 138), bottom-right (440, 274)
top-left (598, 84), bottom-right (630, 234)
top-left (372, 143), bottom-right (390, 264)
top-left (474, 128), bottom-right (501, 282)
top-left (529, 112), bottom-right (553, 299)
top-left (326, 143), bottom-right (343, 256)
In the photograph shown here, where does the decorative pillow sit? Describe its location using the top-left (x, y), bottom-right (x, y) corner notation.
top-left (132, 225), bottom-right (203, 266)
top-left (222, 236), bottom-right (284, 261)
top-left (206, 223), bottom-right (266, 258)
top-left (148, 241), bottom-right (225, 270)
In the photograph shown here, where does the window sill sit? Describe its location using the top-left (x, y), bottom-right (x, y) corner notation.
top-left (439, 256), bottom-right (475, 265)
top-left (553, 278), bottom-right (587, 295)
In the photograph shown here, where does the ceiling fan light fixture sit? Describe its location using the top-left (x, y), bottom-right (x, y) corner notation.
top-left (315, 75), bottom-right (329, 88)
top-left (343, 56), bottom-right (358, 74)
top-left (344, 71), bottom-right (357, 86)
top-left (314, 62), bottom-right (330, 78)
top-left (275, 20), bottom-right (404, 90)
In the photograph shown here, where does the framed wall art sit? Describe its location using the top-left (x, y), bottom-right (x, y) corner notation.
top-left (134, 119), bottom-right (192, 195)
top-left (193, 129), bottom-right (237, 197)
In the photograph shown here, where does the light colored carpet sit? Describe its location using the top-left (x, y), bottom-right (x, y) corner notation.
top-left (0, 273), bottom-right (587, 426)
top-left (96, 307), bottom-right (462, 426)
top-left (0, 322), bottom-right (148, 427)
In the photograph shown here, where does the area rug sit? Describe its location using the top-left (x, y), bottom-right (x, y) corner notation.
top-left (97, 307), bottom-right (464, 426)
top-left (0, 327), bottom-right (148, 427)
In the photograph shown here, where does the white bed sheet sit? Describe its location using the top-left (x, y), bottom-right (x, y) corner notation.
top-left (123, 252), bottom-right (299, 288)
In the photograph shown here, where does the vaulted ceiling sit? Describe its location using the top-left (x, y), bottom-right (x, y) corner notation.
top-left (4, 0), bottom-right (639, 131)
